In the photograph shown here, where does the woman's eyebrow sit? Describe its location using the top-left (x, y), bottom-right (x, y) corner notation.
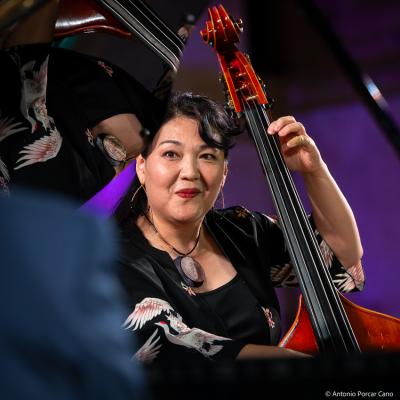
top-left (158, 139), bottom-right (182, 147)
top-left (157, 140), bottom-right (219, 152)
top-left (199, 143), bottom-right (219, 152)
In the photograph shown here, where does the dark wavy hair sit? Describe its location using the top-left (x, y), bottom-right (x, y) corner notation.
top-left (114, 92), bottom-right (240, 230)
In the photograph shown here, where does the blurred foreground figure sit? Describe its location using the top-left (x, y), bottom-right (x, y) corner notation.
top-left (0, 188), bottom-right (146, 399)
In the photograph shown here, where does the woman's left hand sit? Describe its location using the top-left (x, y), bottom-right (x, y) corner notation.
top-left (267, 116), bottom-right (323, 174)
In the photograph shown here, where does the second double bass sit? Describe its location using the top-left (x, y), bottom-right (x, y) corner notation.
top-left (55, 0), bottom-right (184, 73)
top-left (201, 4), bottom-right (400, 354)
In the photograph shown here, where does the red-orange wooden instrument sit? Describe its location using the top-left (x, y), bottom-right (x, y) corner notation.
top-left (55, 0), bottom-right (130, 39)
top-left (201, 4), bottom-right (400, 354)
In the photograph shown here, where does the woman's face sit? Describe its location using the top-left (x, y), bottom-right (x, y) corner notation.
top-left (136, 116), bottom-right (228, 225)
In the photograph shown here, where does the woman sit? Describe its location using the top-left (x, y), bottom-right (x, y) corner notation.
top-left (0, 0), bottom-right (160, 201)
top-left (116, 92), bottom-right (364, 363)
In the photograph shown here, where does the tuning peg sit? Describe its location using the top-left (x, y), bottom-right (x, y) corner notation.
top-left (265, 97), bottom-right (275, 109)
top-left (235, 18), bottom-right (243, 32)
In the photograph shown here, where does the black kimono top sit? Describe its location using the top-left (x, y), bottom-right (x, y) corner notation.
top-left (119, 206), bottom-right (365, 365)
top-left (0, 43), bottom-right (159, 203)
top-left (0, 44), bottom-right (116, 201)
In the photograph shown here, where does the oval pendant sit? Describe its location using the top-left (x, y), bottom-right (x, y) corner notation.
top-left (174, 256), bottom-right (204, 288)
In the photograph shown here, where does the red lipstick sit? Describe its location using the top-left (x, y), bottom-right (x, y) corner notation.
top-left (176, 189), bottom-right (200, 198)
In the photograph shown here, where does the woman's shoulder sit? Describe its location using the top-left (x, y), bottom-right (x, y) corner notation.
top-left (211, 205), bottom-right (255, 221)
top-left (209, 205), bottom-right (277, 222)
top-left (206, 206), bottom-right (278, 234)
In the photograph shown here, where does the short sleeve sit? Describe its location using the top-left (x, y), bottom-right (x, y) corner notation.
top-left (251, 211), bottom-right (365, 292)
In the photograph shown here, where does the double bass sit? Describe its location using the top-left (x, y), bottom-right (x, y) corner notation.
top-left (201, 4), bottom-right (400, 354)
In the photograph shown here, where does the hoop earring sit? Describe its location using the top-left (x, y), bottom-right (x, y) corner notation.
top-left (130, 184), bottom-right (145, 207)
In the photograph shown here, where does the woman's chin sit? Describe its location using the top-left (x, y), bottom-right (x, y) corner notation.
top-left (169, 208), bottom-right (207, 225)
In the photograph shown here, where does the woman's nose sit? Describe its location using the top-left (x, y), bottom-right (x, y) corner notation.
top-left (180, 156), bottom-right (200, 180)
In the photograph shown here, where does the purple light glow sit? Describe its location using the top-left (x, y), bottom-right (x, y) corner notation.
top-left (80, 161), bottom-right (136, 218)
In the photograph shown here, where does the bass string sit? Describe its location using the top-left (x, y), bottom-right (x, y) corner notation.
top-left (242, 94), bottom-right (358, 351)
